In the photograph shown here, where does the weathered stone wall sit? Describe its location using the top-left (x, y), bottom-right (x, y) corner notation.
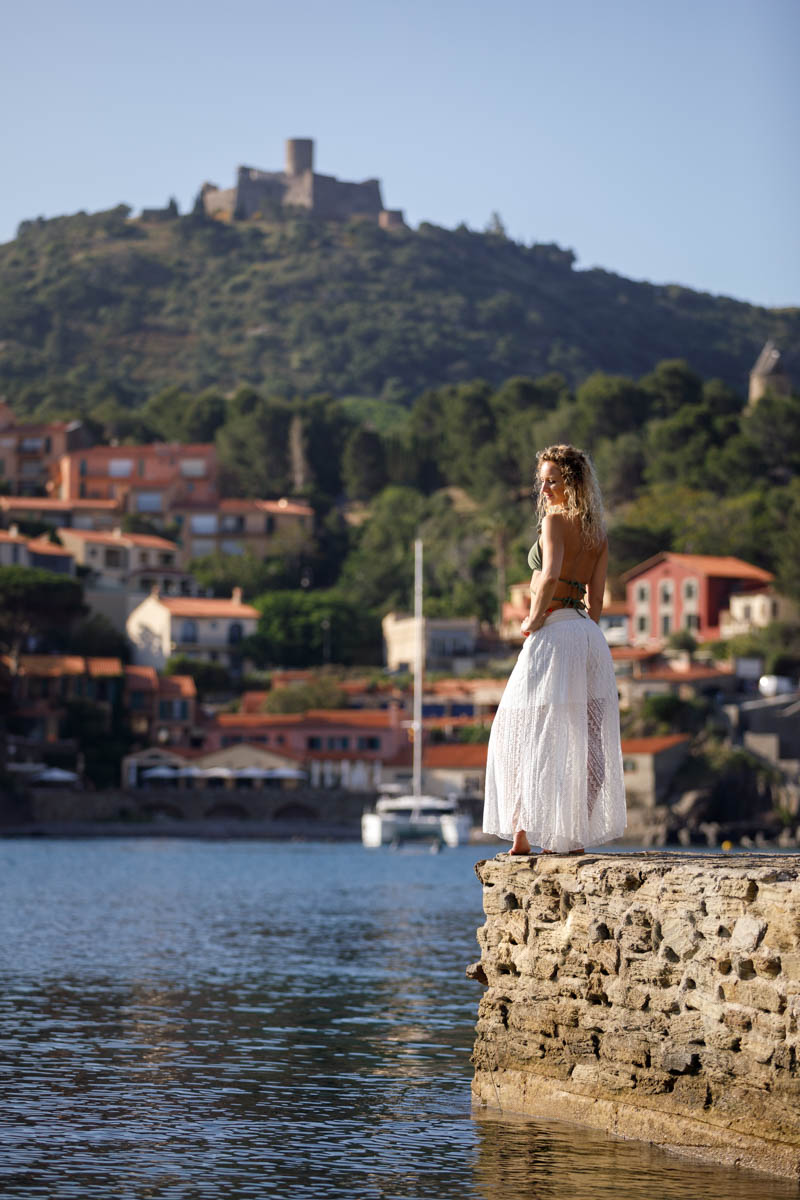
top-left (469, 852), bottom-right (800, 1178)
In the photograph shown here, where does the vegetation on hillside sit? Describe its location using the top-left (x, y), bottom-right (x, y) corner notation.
top-left (2, 204), bottom-right (798, 414)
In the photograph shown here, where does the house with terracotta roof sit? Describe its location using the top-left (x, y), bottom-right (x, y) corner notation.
top-left (52, 442), bottom-right (219, 518)
top-left (0, 401), bottom-right (89, 497)
top-left (203, 706), bottom-right (408, 759)
top-left (4, 654), bottom-right (123, 744)
top-left (621, 734), bottom-right (691, 809)
top-left (57, 527), bottom-right (190, 592)
top-left (0, 528), bottom-right (75, 574)
top-left (382, 741), bottom-right (488, 803)
top-left (175, 497), bottom-right (314, 563)
top-left (624, 553), bottom-right (775, 644)
top-left (123, 666), bottom-right (198, 747)
top-left (0, 495), bottom-right (122, 532)
top-left (126, 588), bottom-right (260, 671)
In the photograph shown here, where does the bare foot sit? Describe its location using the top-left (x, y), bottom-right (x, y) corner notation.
top-left (510, 832), bottom-right (531, 855)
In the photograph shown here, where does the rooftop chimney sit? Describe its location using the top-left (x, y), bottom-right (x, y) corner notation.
top-left (232, 586), bottom-right (243, 605)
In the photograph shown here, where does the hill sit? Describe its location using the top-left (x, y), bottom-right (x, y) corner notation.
top-left (0, 204), bottom-right (797, 415)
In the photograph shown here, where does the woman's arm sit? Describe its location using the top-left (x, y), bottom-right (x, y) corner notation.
top-left (521, 515), bottom-right (565, 634)
top-left (587, 538), bottom-right (609, 622)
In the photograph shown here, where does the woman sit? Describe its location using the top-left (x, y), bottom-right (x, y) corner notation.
top-left (483, 444), bottom-right (626, 855)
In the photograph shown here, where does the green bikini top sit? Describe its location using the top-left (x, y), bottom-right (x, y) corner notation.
top-left (527, 538), bottom-right (588, 615)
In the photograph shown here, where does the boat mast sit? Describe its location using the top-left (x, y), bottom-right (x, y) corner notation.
top-left (412, 537), bottom-right (423, 799)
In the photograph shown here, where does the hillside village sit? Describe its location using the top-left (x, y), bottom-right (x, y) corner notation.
top-left (0, 339), bottom-right (798, 846)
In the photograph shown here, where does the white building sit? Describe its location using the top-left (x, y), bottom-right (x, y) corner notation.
top-left (126, 588), bottom-right (259, 671)
top-left (382, 612), bottom-right (479, 672)
top-left (719, 588), bottom-right (798, 639)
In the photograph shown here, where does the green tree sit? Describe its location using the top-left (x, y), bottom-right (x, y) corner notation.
top-left (248, 591), bottom-right (381, 667)
top-left (640, 359), bottom-right (703, 417)
top-left (0, 568), bottom-right (85, 664)
top-left (164, 655), bottom-right (233, 695)
top-left (575, 372), bottom-right (648, 442)
top-left (341, 427), bottom-right (388, 501)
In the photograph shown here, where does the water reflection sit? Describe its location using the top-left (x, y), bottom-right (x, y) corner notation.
top-left (0, 841), bottom-right (796, 1199)
top-left (473, 1109), bottom-right (799, 1200)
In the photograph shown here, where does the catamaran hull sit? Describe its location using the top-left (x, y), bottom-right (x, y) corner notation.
top-left (361, 812), bottom-right (472, 847)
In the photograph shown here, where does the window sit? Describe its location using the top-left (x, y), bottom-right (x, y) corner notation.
top-left (191, 539), bottom-right (214, 556)
top-left (659, 581), bottom-right (673, 604)
top-left (221, 540), bottom-right (244, 556)
top-left (20, 437), bottom-right (44, 452)
top-left (327, 736), bottom-right (350, 749)
top-left (104, 548), bottom-right (123, 568)
top-left (265, 515), bottom-right (275, 534)
top-left (135, 492), bottom-right (163, 513)
top-left (772, 601), bottom-right (779, 618)
top-left (158, 700), bottom-right (171, 719)
top-left (307, 736), bottom-right (322, 749)
top-left (221, 515), bottom-right (245, 533)
top-left (228, 622), bottom-right (243, 644)
top-left (159, 553), bottom-right (174, 567)
top-left (683, 581), bottom-right (696, 600)
top-left (743, 604), bottom-right (751, 621)
top-left (636, 615), bottom-right (648, 633)
top-left (180, 459), bottom-right (207, 478)
top-left (636, 584), bottom-right (649, 603)
top-left (685, 614), bottom-right (700, 630)
top-left (109, 458), bottom-right (133, 478)
top-left (661, 614), bottom-right (671, 635)
top-left (357, 736), bottom-right (381, 751)
top-left (180, 619), bottom-right (198, 643)
top-left (623, 758), bottom-right (637, 773)
top-left (138, 459), bottom-right (145, 477)
top-left (79, 459), bottom-right (88, 476)
top-left (139, 552), bottom-right (150, 565)
top-left (190, 513), bottom-right (218, 535)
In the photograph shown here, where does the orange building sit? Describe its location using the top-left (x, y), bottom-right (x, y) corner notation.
top-left (52, 442), bottom-right (219, 516)
top-left (0, 401), bottom-right (90, 497)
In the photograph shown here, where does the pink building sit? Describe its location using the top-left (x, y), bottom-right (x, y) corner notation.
top-left (202, 708), bottom-right (408, 761)
top-left (624, 553), bottom-right (774, 644)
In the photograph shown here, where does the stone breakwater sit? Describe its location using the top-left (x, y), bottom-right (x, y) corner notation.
top-left (468, 853), bottom-right (800, 1179)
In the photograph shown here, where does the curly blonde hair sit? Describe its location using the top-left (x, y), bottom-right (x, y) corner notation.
top-left (536, 444), bottom-right (606, 545)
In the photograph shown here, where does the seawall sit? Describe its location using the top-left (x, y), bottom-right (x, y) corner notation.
top-left (469, 852), bottom-right (800, 1179)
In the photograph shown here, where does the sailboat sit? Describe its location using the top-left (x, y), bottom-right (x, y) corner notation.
top-left (361, 539), bottom-right (473, 848)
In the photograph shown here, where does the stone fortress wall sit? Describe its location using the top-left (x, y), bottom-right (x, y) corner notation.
top-left (469, 852), bottom-right (800, 1179)
top-left (201, 139), bottom-right (402, 226)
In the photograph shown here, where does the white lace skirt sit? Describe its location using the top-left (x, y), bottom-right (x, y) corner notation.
top-left (483, 609), bottom-right (626, 851)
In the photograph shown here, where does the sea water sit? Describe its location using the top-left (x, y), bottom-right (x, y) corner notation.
top-left (0, 839), bottom-right (795, 1199)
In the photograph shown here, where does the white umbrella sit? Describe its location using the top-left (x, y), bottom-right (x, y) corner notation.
top-left (265, 768), bottom-right (307, 780)
top-left (234, 766), bottom-right (272, 779)
top-left (142, 765), bottom-right (179, 779)
top-left (35, 767), bottom-right (80, 784)
top-left (201, 766), bottom-right (234, 778)
top-left (177, 766), bottom-right (205, 778)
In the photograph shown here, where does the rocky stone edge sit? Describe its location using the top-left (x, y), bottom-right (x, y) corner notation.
top-left (468, 852), bottom-right (800, 1179)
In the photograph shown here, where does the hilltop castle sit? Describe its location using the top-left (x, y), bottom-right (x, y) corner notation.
top-left (200, 139), bottom-right (405, 228)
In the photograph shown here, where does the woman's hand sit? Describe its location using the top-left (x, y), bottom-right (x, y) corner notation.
top-left (521, 614), bottom-right (545, 637)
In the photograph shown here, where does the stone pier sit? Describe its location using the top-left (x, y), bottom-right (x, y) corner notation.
top-left (469, 853), bottom-right (800, 1179)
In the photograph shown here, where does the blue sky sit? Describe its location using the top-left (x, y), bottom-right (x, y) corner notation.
top-left (3, 0), bottom-right (798, 306)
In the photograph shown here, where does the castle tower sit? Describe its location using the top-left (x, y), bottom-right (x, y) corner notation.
top-left (286, 139), bottom-right (314, 176)
top-left (749, 340), bottom-right (791, 406)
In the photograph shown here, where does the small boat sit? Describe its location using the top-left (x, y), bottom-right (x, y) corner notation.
top-left (361, 793), bottom-right (472, 848)
top-left (362, 539), bottom-right (474, 849)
